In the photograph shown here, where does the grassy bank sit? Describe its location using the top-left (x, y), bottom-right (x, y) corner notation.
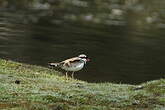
top-left (0, 59), bottom-right (164, 110)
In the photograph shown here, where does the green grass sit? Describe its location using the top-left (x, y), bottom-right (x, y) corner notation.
top-left (0, 59), bottom-right (164, 110)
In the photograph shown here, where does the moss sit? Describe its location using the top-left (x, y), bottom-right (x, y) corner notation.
top-left (0, 59), bottom-right (164, 110)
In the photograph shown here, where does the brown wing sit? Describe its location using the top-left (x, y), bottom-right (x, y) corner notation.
top-left (61, 57), bottom-right (81, 67)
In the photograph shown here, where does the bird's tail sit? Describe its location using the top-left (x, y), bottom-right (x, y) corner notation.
top-left (48, 62), bottom-right (60, 67)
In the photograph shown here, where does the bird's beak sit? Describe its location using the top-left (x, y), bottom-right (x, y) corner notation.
top-left (86, 58), bottom-right (90, 62)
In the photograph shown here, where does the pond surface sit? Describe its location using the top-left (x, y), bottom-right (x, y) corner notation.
top-left (0, 1), bottom-right (165, 84)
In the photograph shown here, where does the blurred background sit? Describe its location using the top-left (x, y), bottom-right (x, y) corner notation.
top-left (0, 0), bottom-right (165, 84)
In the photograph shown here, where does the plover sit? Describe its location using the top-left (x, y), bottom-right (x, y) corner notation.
top-left (49, 54), bottom-right (90, 79)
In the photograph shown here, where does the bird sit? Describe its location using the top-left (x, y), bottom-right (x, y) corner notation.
top-left (48, 54), bottom-right (90, 79)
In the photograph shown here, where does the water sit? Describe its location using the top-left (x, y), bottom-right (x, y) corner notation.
top-left (0, 1), bottom-right (165, 84)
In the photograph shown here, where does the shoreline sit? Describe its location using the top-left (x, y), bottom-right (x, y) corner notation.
top-left (0, 59), bottom-right (164, 110)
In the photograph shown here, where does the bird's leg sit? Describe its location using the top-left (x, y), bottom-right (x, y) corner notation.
top-left (65, 71), bottom-right (68, 80)
top-left (71, 71), bottom-right (75, 79)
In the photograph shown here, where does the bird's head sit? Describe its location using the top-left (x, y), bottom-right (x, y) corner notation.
top-left (78, 54), bottom-right (90, 63)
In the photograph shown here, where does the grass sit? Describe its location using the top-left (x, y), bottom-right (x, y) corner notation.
top-left (0, 59), bottom-right (164, 110)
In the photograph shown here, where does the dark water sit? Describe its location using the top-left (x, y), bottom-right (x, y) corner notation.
top-left (0, 1), bottom-right (165, 84)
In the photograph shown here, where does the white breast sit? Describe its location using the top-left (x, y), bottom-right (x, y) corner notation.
top-left (61, 62), bottom-right (85, 72)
